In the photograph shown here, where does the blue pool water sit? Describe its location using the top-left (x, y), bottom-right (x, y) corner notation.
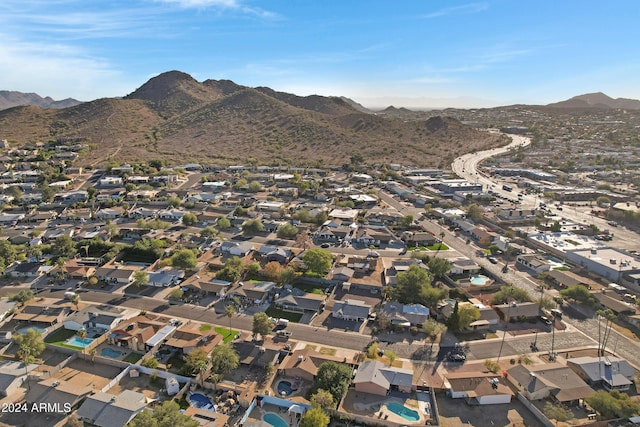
top-left (17, 326), bottom-right (46, 335)
top-left (101, 347), bottom-right (123, 358)
top-left (263, 413), bottom-right (288, 427)
top-left (277, 380), bottom-right (293, 396)
top-left (470, 274), bottom-right (491, 286)
top-left (67, 335), bottom-right (95, 348)
top-left (387, 402), bottom-right (420, 422)
top-left (189, 393), bottom-right (215, 411)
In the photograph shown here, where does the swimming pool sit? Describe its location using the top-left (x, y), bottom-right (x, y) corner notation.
top-left (470, 274), bottom-right (491, 286)
top-left (67, 335), bottom-right (95, 348)
top-left (387, 402), bottom-right (420, 422)
top-left (277, 380), bottom-right (293, 396)
top-left (263, 413), bottom-right (288, 427)
top-left (189, 393), bottom-right (215, 411)
top-left (100, 347), bottom-right (123, 358)
top-left (17, 326), bottom-right (46, 335)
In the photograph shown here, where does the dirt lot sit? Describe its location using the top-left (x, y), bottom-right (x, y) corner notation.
top-left (436, 393), bottom-right (545, 427)
top-left (107, 371), bottom-right (165, 400)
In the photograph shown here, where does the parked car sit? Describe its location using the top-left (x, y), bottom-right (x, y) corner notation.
top-left (320, 243), bottom-right (330, 248)
top-left (448, 353), bottom-right (466, 362)
top-left (275, 330), bottom-right (292, 338)
top-left (488, 256), bottom-right (499, 264)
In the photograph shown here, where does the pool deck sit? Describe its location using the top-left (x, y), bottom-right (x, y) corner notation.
top-left (244, 402), bottom-right (302, 427)
top-left (342, 390), bottom-right (428, 425)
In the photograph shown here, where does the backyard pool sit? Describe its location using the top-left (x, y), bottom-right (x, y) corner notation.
top-left (469, 274), bottom-right (492, 286)
top-left (17, 326), bottom-right (46, 335)
top-left (277, 380), bottom-right (295, 396)
top-left (67, 335), bottom-right (95, 348)
top-left (387, 402), bottom-right (420, 422)
top-left (189, 393), bottom-right (215, 412)
top-left (100, 347), bottom-right (123, 358)
top-left (263, 413), bottom-right (288, 427)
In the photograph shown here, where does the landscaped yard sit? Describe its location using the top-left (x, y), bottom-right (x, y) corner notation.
top-left (292, 281), bottom-right (327, 295)
top-left (426, 243), bottom-right (449, 251)
top-left (318, 347), bottom-right (337, 356)
top-left (44, 327), bottom-right (84, 350)
top-left (214, 327), bottom-right (239, 343)
top-left (265, 306), bottom-right (303, 322)
top-left (199, 324), bottom-right (213, 332)
top-left (123, 352), bottom-right (144, 364)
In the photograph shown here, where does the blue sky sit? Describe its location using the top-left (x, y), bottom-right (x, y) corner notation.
top-left (2, 0), bottom-right (639, 108)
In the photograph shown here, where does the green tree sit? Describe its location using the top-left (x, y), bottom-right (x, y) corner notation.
top-left (586, 389), bottom-right (640, 419)
top-left (400, 214), bottom-right (414, 228)
top-left (277, 223), bottom-right (299, 239)
top-left (310, 389), bottom-right (335, 410)
top-left (225, 304), bottom-right (236, 335)
top-left (132, 270), bottom-right (149, 287)
top-left (550, 221), bottom-right (562, 232)
top-left (596, 309), bottom-right (616, 357)
top-left (457, 304), bottom-right (481, 331)
top-left (312, 361), bottom-right (352, 405)
top-left (467, 203), bottom-right (482, 219)
top-left (141, 357), bottom-right (159, 369)
top-left (446, 301), bottom-right (461, 331)
top-left (129, 400), bottom-right (198, 427)
top-left (301, 248), bottom-right (333, 275)
top-left (242, 219), bottom-right (264, 234)
top-left (70, 293), bottom-right (80, 311)
top-left (560, 285), bottom-right (594, 305)
top-left (247, 181), bottom-right (263, 192)
top-left (171, 249), bottom-right (198, 270)
top-left (182, 213), bottom-right (198, 226)
top-left (491, 285), bottom-right (531, 305)
top-left (52, 235), bottom-right (77, 258)
top-left (10, 289), bottom-right (34, 306)
top-left (217, 217), bottom-right (231, 229)
top-left (200, 226), bottom-right (217, 237)
top-left (180, 348), bottom-right (209, 380)
top-left (40, 185), bottom-right (56, 203)
top-left (168, 197), bottom-right (182, 208)
top-left (396, 264), bottom-right (431, 302)
top-left (14, 328), bottom-right (45, 388)
top-left (300, 406), bottom-right (330, 427)
top-left (168, 288), bottom-right (184, 300)
top-left (209, 343), bottom-right (239, 375)
top-left (428, 257), bottom-right (451, 279)
top-left (543, 402), bottom-right (573, 426)
top-left (77, 328), bottom-right (87, 359)
top-left (252, 312), bottom-right (272, 337)
top-left (384, 349), bottom-right (397, 366)
top-left (422, 319), bottom-right (447, 354)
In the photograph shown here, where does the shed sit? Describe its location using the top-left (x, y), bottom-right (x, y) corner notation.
top-left (165, 377), bottom-right (180, 396)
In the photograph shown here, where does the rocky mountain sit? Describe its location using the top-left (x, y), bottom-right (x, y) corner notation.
top-left (546, 92), bottom-right (640, 109)
top-left (0, 91), bottom-right (82, 111)
top-left (0, 71), bottom-right (507, 166)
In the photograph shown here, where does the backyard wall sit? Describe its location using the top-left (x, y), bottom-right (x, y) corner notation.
top-left (516, 392), bottom-right (554, 427)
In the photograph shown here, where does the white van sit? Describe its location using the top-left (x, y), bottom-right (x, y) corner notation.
top-left (64, 291), bottom-right (77, 300)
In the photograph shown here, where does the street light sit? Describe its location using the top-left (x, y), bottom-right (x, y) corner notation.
top-left (497, 300), bottom-right (517, 363)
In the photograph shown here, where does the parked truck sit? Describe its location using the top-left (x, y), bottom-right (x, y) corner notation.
top-left (277, 318), bottom-right (289, 327)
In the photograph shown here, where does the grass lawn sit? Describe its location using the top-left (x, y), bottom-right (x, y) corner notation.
top-left (305, 344), bottom-right (317, 351)
top-left (319, 347), bottom-right (336, 356)
top-left (123, 352), bottom-right (144, 364)
top-left (167, 354), bottom-right (185, 372)
top-left (44, 328), bottom-right (85, 350)
top-left (265, 306), bottom-right (303, 322)
top-left (199, 324), bottom-right (213, 331)
top-left (292, 281), bottom-right (326, 295)
top-left (427, 243), bottom-right (449, 251)
top-left (215, 327), bottom-right (239, 343)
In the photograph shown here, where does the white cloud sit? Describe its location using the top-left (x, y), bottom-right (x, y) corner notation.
top-left (154, 0), bottom-right (278, 18)
top-left (0, 33), bottom-right (131, 100)
top-left (422, 2), bottom-right (488, 19)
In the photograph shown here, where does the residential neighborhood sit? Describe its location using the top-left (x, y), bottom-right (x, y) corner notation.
top-left (0, 134), bottom-right (639, 427)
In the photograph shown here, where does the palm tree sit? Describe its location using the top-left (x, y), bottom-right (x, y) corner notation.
top-left (89, 347), bottom-right (97, 364)
top-left (70, 293), bottom-right (80, 311)
top-left (77, 328), bottom-right (87, 360)
top-left (435, 231), bottom-right (446, 257)
top-left (225, 305), bottom-right (236, 335)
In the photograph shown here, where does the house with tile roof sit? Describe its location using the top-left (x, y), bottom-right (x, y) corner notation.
top-left (445, 373), bottom-right (513, 405)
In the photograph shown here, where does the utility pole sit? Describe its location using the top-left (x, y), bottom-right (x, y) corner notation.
top-left (497, 300), bottom-right (516, 363)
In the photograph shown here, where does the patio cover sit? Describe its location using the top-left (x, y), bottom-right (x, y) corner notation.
top-left (288, 404), bottom-right (305, 414)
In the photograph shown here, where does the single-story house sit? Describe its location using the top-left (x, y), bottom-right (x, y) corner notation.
top-left (108, 315), bottom-right (167, 352)
top-left (183, 278), bottom-right (231, 298)
top-left (0, 361), bottom-right (39, 397)
top-left (14, 303), bottom-right (68, 325)
top-left (516, 254), bottom-right (552, 275)
top-left (507, 363), bottom-right (594, 405)
top-left (256, 245), bottom-right (292, 264)
top-left (220, 241), bottom-right (255, 257)
top-left (147, 269), bottom-right (184, 287)
top-left (279, 347), bottom-right (345, 382)
top-left (25, 377), bottom-right (93, 411)
top-left (332, 299), bottom-right (371, 322)
top-left (331, 266), bottom-right (355, 283)
top-left (450, 258), bottom-right (481, 275)
top-left (353, 360), bottom-right (414, 396)
top-left (567, 356), bottom-right (636, 391)
top-left (273, 288), bottom-right (326, 314)
top-left (401, 231), bottom-right (439, 247)
top-left (446, 373), bottom-right (513, 405)
top-left (63, 307), bottom-right (128, 332)
top-left (380, 302), bottom-right (430, 327)
top-left (494, 302), bottom-right (540, 321)
top-left (227, 281), bottom-right (276, 305)
top-left (164, 323), bottom-right (222, 356)
top-left (76, 390), bottom-right (148, 427)
top-left (233, 341), bottom-right (280, 368)
top-left (6, 261), bottom-right (48, 278)
top-left (95, 266), bottom-right (137, 284)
